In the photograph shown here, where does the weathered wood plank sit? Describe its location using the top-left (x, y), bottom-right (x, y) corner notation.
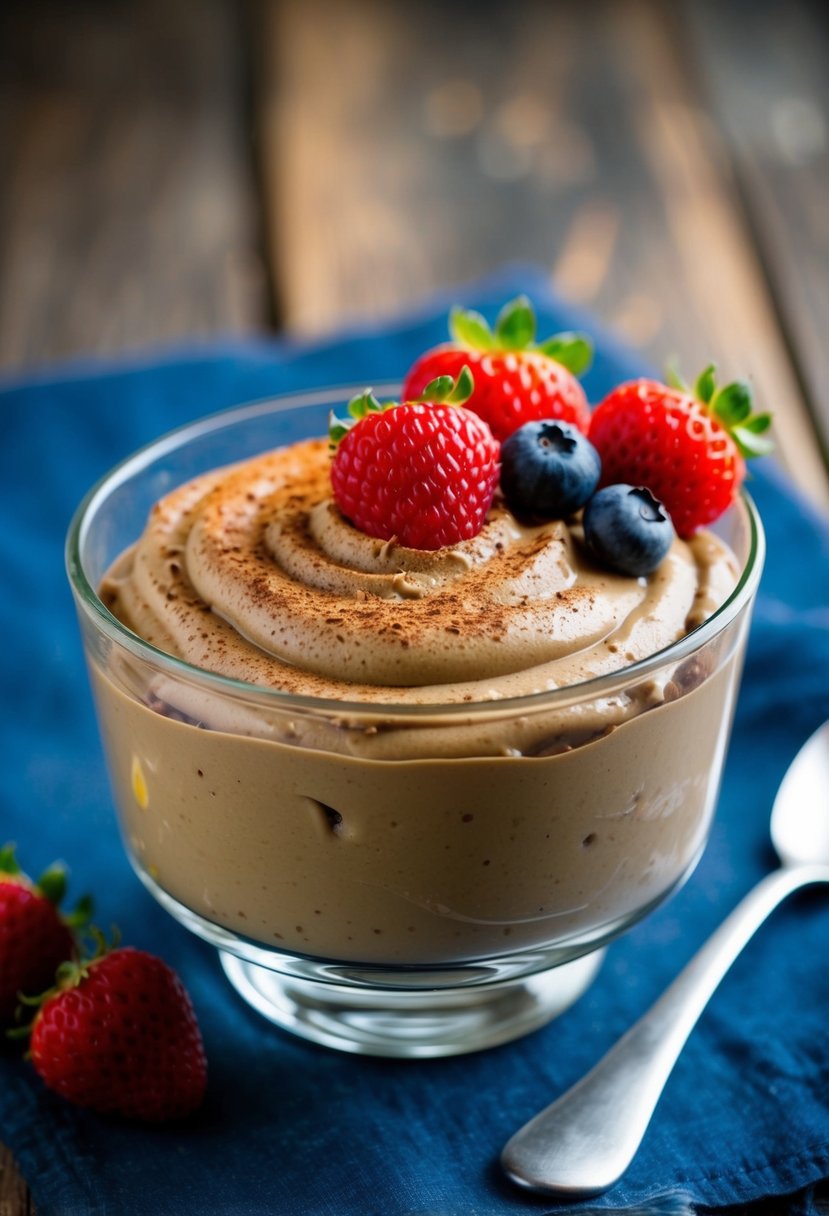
top-left (0, 0), bottom-right (266, 372)
top-left (258, 0), bottom-right (829, 505)
top-left (606, 0), bottom-right (829, 505)
top-left (0, 1145), bottom-right (32, 1216)
top-left (0, 2), bottom-right (263, 1207)
top-left (682, 0), bottom-right (829, 466)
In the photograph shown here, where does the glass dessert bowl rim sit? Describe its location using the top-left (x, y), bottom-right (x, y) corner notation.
top-left (66, 385), bottom-right (766, 724)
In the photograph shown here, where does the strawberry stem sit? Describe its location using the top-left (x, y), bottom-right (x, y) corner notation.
top-left (15, 988), bottom-right (53, 1009)
top-left (666, 362), bottom-right (774, 460)
top-left (329, 390), bottom-right (396, 449)
top-left (1, 846), bottom-right (93, 929)
top-left (347, 389), bottom-right (382, 419)
top-left (79, 924), bottom-right (118, 965)
top-left (330, 369), bottom-right (478, 451)
top-left (448, 297), bottom-right (592, 373)
top-left (419, 365), bottom-right (474, 407)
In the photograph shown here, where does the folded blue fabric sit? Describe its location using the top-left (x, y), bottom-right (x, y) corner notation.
top-left (2, 268), bottom-right (828, 1216)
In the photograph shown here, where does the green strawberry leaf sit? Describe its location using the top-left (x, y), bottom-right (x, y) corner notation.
top-left (694, 364), bottom-right (717, 404)
top-left (660, 362), bottom-right (775, 463)
top-left (711, 380), bottom-right (753, 427)
top-left (420, 374), bottom-right (454, 401)
top-left (448, 296), bottom-right (592, 376)
top-left (64, 892), bottom-right (95, 930)
top-left (347, 389), bottom-right (382, 420)
top-left (494, 295), bottom-right (536, 350)
top-left (740, 411), bottom-right (772, 433)
top-left (447, 364), bottom-right (475, 404)
top-left (37, 864), bottom-right (67, 906)
top-left (449, 306), bottom-right (495, 351)
top-left (329, 390), bottom-right (396, 449)
top-left (731, 425), bottom-right (775, 459)
top-left (328, 419), bottom-right (350, 447)
top-left (0, 843), bottom-right (20, 876)
top-left (690, 369), bottom-right (773, 461)
top-left (665, 360), bottom-right (690, 392)
top-left (535, 332), bottom-right (593, 376)
top-left (420, 365), bottom-right (475, 407)
top-left (6, 1021), bottom-right (35, 1040)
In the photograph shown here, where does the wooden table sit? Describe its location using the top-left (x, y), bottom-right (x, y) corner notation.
top-left (2, 0), bottom-right (828, 1210)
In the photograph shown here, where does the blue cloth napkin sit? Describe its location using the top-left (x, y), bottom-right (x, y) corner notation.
top-left (2, 268), bottom-right (828, 1216)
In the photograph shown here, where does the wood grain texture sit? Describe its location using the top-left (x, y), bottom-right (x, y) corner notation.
top-left (683, 0), bottom-right (829, 464)
top-left (0, 0), bottom-right (266, 372)
top-left (258, 0), bottom-right (828, 504)
top-left (0, 1146), bottom-right (32, 1216)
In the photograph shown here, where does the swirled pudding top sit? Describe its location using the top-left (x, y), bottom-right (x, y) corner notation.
top-left (101, 437), bottom-right (739, 704)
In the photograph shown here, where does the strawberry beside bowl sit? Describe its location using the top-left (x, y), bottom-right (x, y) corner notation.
top-left (65, 387), bottom-right (764, 1057)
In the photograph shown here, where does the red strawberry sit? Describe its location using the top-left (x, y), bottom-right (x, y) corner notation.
top-left (589, 367), bottom-right (773, 538)
top-left (0, 844), bottom-right (87, 1026)
top-left (330, 369), bottom-right (500, 550)
top-left (30, 943), bottom-right (207, 1122)
top-left (402, 296), bottom-right (592, 442)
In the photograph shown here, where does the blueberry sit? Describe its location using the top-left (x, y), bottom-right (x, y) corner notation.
top-left (582, 485), bottom-right (674, 576)
top-left (500, 420), bottom-right (602, 520)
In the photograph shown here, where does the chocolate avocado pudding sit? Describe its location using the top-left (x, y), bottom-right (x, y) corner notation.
top-left (92, 434), bottom-right (745, 966)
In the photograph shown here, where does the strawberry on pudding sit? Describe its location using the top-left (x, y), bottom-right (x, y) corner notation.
top-left (402, 296), bottom-right (592, 442)
top-left (329, 370), bottom-right (500, 550)
top-left (589, 368), bottom-right (772, 537)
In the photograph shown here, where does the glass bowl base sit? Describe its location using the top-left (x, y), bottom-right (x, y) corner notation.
top-left (219, 948), bottom-right (605, 1058)
top-left (131, 864), bottom-right (609, 1056)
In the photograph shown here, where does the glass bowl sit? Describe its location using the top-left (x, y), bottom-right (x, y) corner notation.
top-left (66, 387), bottom-right (764, 1057)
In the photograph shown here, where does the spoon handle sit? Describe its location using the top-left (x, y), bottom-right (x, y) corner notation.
top-left (501, 862), bottom-right (829, 1198)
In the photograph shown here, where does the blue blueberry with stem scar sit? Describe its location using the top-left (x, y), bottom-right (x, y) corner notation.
top-left (582, 484), bottom-right (675, 577)
top-left (500, 419), bottom-right (602, 520)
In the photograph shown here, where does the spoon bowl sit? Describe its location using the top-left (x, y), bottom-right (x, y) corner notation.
top-left (502, 719), bottom-right (829, 1198)
top-left (771, 721), bottom-right (829, 867)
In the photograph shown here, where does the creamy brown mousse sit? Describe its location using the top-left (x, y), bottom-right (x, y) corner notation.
top-left (92, 437), bottom-right (744, 965)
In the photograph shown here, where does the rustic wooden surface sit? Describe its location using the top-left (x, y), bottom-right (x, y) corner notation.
top-left (685, 0), bottom-right (829, 464)
top-left (0, 0), bottom-right (265, 367)
top-left (252, 0), bottom-right (829, 508)
top-left (2, 0), bottom-right (828, 1210)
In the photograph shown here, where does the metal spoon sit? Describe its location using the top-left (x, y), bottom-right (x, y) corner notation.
top-left (502, 720), bottom-right (829, 1198)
